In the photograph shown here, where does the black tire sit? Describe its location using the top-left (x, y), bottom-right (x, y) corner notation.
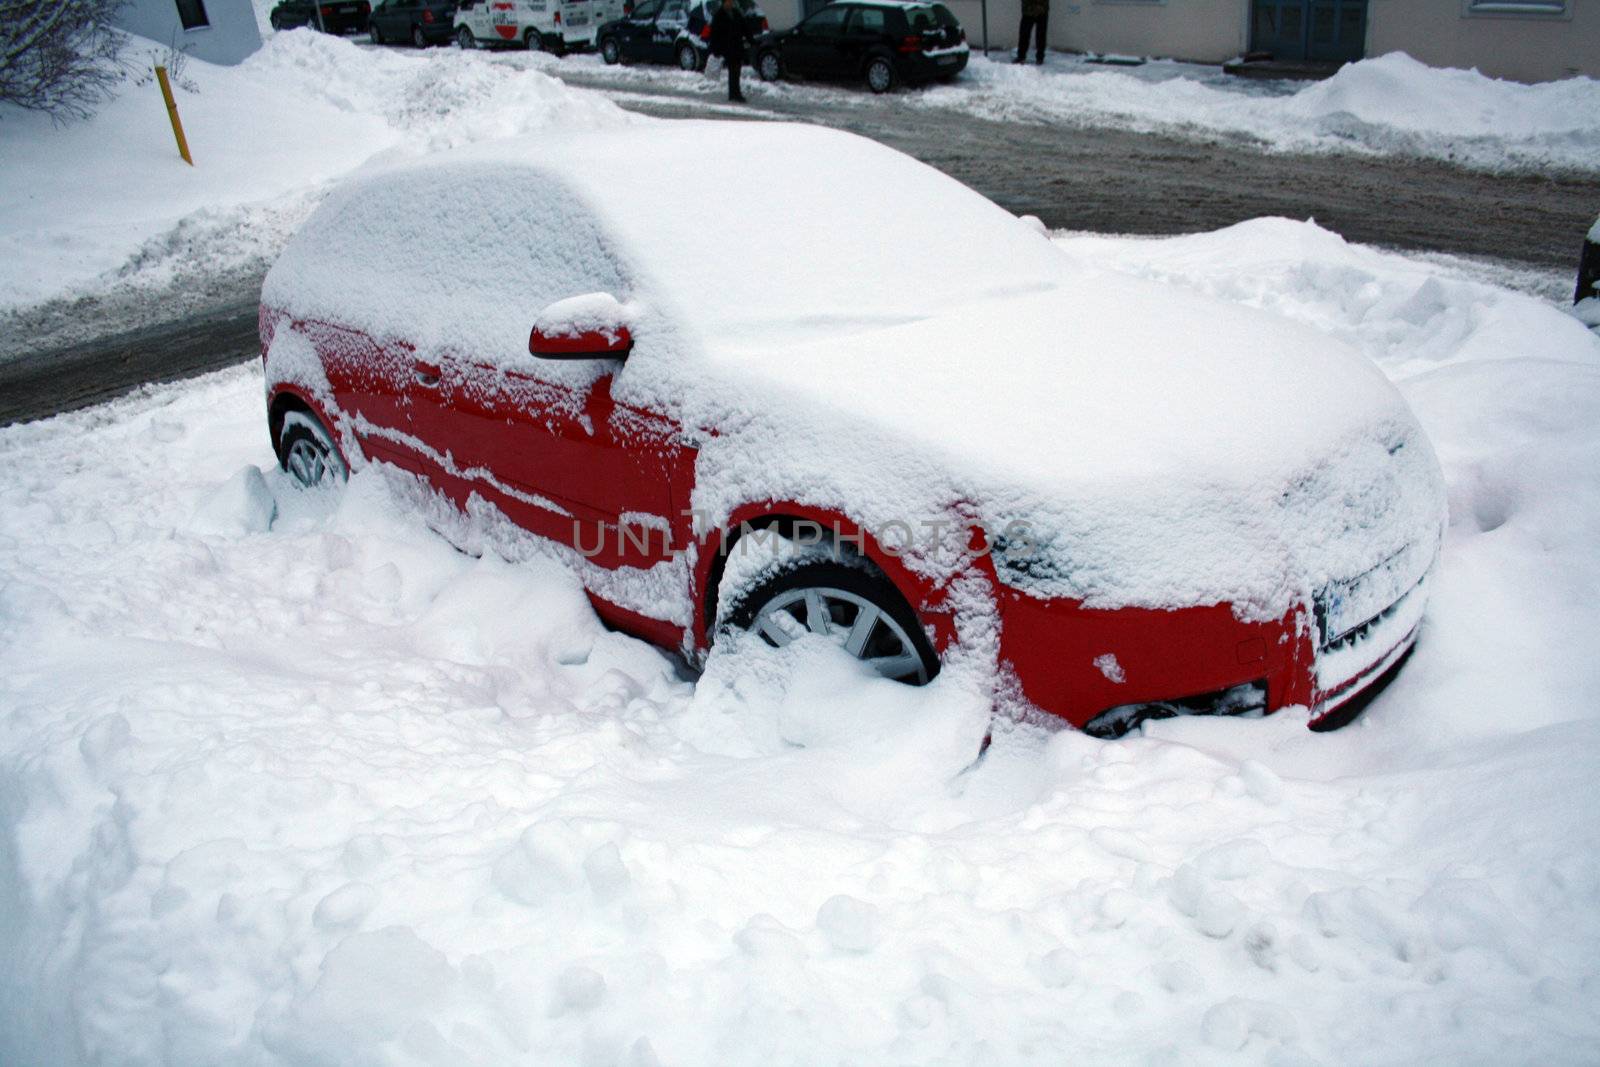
top-left (719, 559), bottom-right (938, 684)
top-left (278, 412), bottom-right (348, 489)
top-left (370, 20), bottom-right (384, 44)
top-left (756, 49), bottom-right (781, 81)
top-left (524, 27), bottom-right (543, 51)
top-left (677, 41), bottom-right (702, 71)
top-left (457, 25), bottom-right (476, 48)
top-left (270, 13), bottom-right (283, 30)
top-left (600, 35), bottom-right (620, 63)
top-left (411, 24), bottom-right (428, 48)
top-left (865, 54), bottom-right (895, 93)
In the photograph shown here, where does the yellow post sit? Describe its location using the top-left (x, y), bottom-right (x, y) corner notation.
top-left (155, 65), bottom-right (193, 166)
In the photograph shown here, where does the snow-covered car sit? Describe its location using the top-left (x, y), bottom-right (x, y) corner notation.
top-left (454, 0), bottom-right (616, 51)
top-left (259, 122), bottom-right (1445, 735)
top-left (1576, 214), bottom-right (1600, 332)
top-left (597, 0), bottom-right (767, 71)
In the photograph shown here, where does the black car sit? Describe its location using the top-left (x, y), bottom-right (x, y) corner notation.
top-left (269, 0), bottom-right (372, 33)
top-left (755, 0), bottom-right (967, 93)
top-left (367, 0), bottom-right (458, 46)
top-left (598, 0), bottom-right (767, 71)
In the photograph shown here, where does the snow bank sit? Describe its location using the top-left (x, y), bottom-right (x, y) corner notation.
top-left (916, 51), bottom-right (1600, 172)
top-left (3, 219), bottom-right (1599, 1064)
top-left (0, 29), bottom-right (632, 318)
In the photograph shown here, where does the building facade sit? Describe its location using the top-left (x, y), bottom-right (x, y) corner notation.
top-left (770, 0), bottom-right (1598, 82)
top-left (112, 0), bottom-right (263, 65)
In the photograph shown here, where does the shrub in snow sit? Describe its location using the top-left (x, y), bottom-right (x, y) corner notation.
top-left (0, 0), bottom-right (125, 119)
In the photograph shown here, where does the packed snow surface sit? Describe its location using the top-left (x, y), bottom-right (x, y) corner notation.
top-left (4, 218), bottom-right (1600, 1065)
top-left (263, 124), bottom-right (1444, 616)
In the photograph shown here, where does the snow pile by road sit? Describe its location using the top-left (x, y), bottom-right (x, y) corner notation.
top-left (3, 219), bottom-right (1599, 1064)
top-left (0, 29), bottom-right (631, 319)
top-left (920, 51), bottom-right (1600, 172)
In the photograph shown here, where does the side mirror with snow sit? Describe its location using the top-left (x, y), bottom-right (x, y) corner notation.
top-left (529, 292), bottom-right (635, 361)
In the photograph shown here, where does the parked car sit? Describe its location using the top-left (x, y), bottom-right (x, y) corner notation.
top-left (367, 0), bottom-right (458, 46)
top-left (597, 0), bottom-right (767, 70)
top-left (260, 122), bottom-right (1444, 737)
top-left (754, 0), bottom-right (967, 93)
top-left (269, 0), bottom-right (372, 33)
top-left (455, 0), bottom-right (618, 52)
top-left (1575, 214), bottom-right (1599, 331)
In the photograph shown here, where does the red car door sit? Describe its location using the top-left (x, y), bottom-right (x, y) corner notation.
top-left (406, 355), bottom-right (689, 571)
top-left (293, 319), bottom-right (428, 476)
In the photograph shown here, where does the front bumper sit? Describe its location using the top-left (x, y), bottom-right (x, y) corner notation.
top-left (994, 554), bottom-right (1435, 735)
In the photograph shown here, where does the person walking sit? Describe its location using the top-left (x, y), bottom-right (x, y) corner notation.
top-left (710, 0), bottom-right (748, 102)
top-left (1015, 0), bottom-right (1048, 64)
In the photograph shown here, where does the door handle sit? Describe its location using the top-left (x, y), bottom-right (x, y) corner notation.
top-left (413, 364), bottom-right (441, 388)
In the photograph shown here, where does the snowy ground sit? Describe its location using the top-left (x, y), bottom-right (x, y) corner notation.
top-left (2, 28), bottom-right (1597, 334)
top-left (2, 217), bottom-right (1598, 1065)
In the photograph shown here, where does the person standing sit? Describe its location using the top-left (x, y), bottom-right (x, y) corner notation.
top-left (1016, 0), bottom-right (1048, 64)
top-left (710, 0), bottom-right (748, 102)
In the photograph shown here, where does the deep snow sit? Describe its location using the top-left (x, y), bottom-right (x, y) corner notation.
top-left (3, 218), bottom-right (1599, 1065)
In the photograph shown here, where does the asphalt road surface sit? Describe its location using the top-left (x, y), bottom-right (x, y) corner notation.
top-left (4, 68), bottom-right (1595, 426)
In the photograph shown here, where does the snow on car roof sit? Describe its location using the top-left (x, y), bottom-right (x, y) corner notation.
top-left (264, 122), bottom-right (1443, 616)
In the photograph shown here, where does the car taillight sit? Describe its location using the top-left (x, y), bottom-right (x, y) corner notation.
top-left (760, 16), bottom-right (768, 30)
top-left (554, 8), bottom-right (561, 21)
top-left (896, 34), bottom-right (922, 53)
top-left (699, 21), bottom-right (711, 38)
top-left (423, 7), bottom-right (433, 20)
top-left (320, 4), bottom-right (333, 14)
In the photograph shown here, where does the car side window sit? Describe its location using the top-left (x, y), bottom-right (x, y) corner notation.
top-left (661, 0), bottom-right (688, 21)
top-left (800, 4), bottom-right (849, 33)
top-left (844, 6), bottom-right (884, 34)
top-left (632, 0), bottom-right (663, 18)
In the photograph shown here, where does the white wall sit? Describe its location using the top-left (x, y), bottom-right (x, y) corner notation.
top-left (113, 0), bottom-right (264, 66)
top-left (1367, 0), bottom-right (1599, 82)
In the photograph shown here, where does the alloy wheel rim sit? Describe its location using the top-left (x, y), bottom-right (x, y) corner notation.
top-left (869, 61), bottom-right (890, 91)
top-left (286, 438), bottom-right (329, 487)
top-left (748, 586), bottom-right (928, 683)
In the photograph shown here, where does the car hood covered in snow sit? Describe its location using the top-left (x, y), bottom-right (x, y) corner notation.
top-left (262, 121), bottom-right (1445, 619)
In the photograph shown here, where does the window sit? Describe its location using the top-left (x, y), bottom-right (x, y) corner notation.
top-left (801, 4), bottom-right (850, 32)
top-left (1465, 0), bottom-right (1568, 14)
top-left (846, 6), bottom-right (886, 34)
top-left (174, 0), bottom-right (210, 29)
top-left (631, 0), bottom-right (663, 19)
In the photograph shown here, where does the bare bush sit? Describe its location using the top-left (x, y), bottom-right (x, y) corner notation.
top-left (0, 0), bottom-right (127, 119)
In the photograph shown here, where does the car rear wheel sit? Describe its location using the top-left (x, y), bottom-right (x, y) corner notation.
top-left (270, 12), bottom-right (283, 30)
top-left (524, 27), bottom-right (543, 51)
top-left (757, 49), bottom-right (781, 81)
top-left (677, 41), bottom-right (702, 71)
top-left (279, 412), bottom-right (347, 490)
top-left (720, 559), bottom-right (937, 684)
top-left (600, 36), bottom-right (620, 63)
top-left (411, 24), bottom-right (428, 47)
top-left (457, 25), bottom-right (476, 48)
top-left (370, 21), bottom-right (384, 44)
top-left (865, 55), bottom-right (895, 93)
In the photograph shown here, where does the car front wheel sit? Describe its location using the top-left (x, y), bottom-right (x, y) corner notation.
top-left (457, 25), bottom-right (476, 48)
top-left (279, 412), bottom-right (348, 490)
top-left (865, 55), bottom-right (895, 93)
top-left (677, 41), bottom-right (702, 71)
top-left (411, 24), bottom-right (428, 47)
top-left (719, 559), bottom-right (937, 684)
top-left (757, 49), bottom-right (781, 81)
top-left (600, 36), bottom-right (620, 63)
top-left (370, 21), bottom-right (384, 44)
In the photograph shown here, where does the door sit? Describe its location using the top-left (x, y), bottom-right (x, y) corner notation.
top-left (838, 4), bottom-right (887, 78)
top-left (782, 4), bottom-right (851, 78)
top-left (1250, 0), bottom-right (1364, 63)
top-left (652, 0), bottom-right (691, 59)
top-left (618, 0), bottom-right (663, 58)
top-left (405, 356), bottom-right (686, 570)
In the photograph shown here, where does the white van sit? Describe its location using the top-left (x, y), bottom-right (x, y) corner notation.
top-left (454, 0), bottom-right (622, 52)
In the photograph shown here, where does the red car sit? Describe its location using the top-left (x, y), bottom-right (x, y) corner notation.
top-left (260, 122), bottom-right (1444, 736)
